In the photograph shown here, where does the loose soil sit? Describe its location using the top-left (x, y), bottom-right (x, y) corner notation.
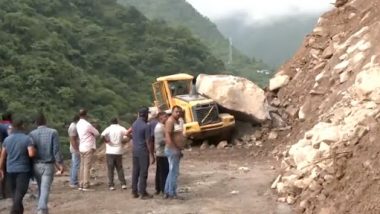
top-left (1, 147), bottom-right (292, 214)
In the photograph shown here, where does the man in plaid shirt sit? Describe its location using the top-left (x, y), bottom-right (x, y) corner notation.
top-left (29, 113), bottom-right (63, 214)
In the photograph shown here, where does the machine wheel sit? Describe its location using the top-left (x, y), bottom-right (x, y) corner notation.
top-left (209, 128), bottom-right (234, 144)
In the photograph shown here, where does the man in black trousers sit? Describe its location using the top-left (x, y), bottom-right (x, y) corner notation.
top-left (131, 107), bottom-right (155, 199)
top-left (154, 112), bottom-right (169, 195)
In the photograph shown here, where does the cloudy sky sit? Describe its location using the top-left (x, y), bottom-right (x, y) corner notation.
top-left (186, 0), bottom-right (333, 23)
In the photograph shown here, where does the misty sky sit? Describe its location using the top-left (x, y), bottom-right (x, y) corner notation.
top-left (186, 0), bottom-right (333, 23)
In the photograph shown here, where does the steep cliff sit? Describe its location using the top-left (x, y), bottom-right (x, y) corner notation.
top-left (269, 0), bottom-right (380, 213)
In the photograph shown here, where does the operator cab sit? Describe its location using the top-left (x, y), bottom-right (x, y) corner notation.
top-left (168, 79), bottom-right (192, 96)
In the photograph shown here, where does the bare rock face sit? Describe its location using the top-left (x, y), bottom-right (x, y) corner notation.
top-left (196, 74), bottom-right (269, 123)
top-left (270, 1), bottom-right (380, 211)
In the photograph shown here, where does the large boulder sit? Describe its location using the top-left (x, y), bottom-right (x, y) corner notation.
top-left (269, 74), bottom-right (290, 91)
top-left (196, 74), bottom-right (269, 123)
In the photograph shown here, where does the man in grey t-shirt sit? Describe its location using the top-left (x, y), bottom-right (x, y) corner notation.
top-left (154, 112), bottom-right (169, 195)
top-left (0, 117), bottom-right (36, 213)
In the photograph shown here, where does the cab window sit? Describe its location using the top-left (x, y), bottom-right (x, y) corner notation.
top-left (168, 80), bottom-right (191, 96)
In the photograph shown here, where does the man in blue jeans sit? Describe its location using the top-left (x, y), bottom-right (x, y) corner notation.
top-left (67, 114), bottom-right (80, 188)
top-left (164, 106), bottom-right (185, 199)
top-left (0, 117), bottom-right (36, 214)
top-left (29, 113), bottom-right (64, 214)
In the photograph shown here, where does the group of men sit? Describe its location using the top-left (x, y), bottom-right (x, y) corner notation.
top-left (68, 106), bottom-right (185, 199)
top-left (0, 105), bottom-right (185, 214)
top-left (0, 112), bottom-right (64, 214)
top-left (129, 105), bottom-right (185, 199)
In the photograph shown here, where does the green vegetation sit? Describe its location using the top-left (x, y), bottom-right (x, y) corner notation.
top-left (118, 0), bottom-right (271, 86)
top-left (0, 0), bottom-right (225, 155)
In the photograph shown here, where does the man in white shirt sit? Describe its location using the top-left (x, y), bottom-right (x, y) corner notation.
top-left (76, 109), bottom-right (99, 191)
top-left (154, 112), bottom-right (169, 195)
top-left (101, 118), bottom-right (129, 191)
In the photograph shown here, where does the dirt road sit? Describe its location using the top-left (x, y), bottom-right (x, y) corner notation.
top-left (1, 147), bottom-right (292, 214)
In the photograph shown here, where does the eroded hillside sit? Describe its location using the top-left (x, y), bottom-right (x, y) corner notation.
top-left (268, 0), bottom-right (380, 213)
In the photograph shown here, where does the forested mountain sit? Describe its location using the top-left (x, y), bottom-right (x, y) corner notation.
top-left (215, 14), bottom-right (321, 68)
top-left (118, 0), bottom-right (270, 86)
top-left (0, 0), bottom-right (224, 132)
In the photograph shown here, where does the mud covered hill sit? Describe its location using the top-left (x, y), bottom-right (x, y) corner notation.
top-left (267, 0), bottom-right (380, 213)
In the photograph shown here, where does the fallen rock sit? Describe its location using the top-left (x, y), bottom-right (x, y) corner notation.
top-left (310, 48), bottom-right (321, 59)
top-left (200, 141), bottom-right (209, 150)
top-left (287, 195), bottom-right (296, 205)
top-left (217, 141), bottom-right (228, 149)
top-left (294, 177), bottom-right (313, 189)
top-left (323, 175), bottom-right (335, 183)
top-left (315, 71), bottom-right (327, 83)
top-left (238, 166), bottom-right (250, 173)
top-left (310, 89), bottom-right (326, 95)
top-left (268, 131), bottom-right (278, 140)
top-left (339, 71), bottom-right (350, 84)
top-left (178, 187), bottom-right (191, 193)
top-left (230, 190), bottom-right (239, 195)
top-left (333, 60), bottom-right (349, 74)
top-left (322, 43), bottom-right (334, 59)
top-left (276, 182), bottom-right (291, 195)
top-left (355, 64), bottom-right (380, 99)
top-left (234, 140), bottom-right (243, 147)
top-left (288, 140), bottom-right (319, 171)
top-left (196, 74), bottom-right (269, 123)
top-left (270, 98), bottom-right (281, 106)
top-left (255, 141), bottom-right (263, 147)
top-left (353, 52), bottom-right (365, 63)
top-left (269, 75), bottom-right (290, 91)
top-left (269, 112), bottom-right (287, 128)
top-left (300, 200), bottom-right (308, 209)
top-left (298, 105), bottom-right (306, 121)
top-left (309, 180), bottom-right (323, 192)
top-left (310, 122), bottom-right (341, 144)
top-left (313, 62), bottom-right (327, 72)
top-left (271, 175), bottom-right (282, 189)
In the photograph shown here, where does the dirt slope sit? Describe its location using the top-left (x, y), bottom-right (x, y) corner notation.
top-left (269, 0), bottom-right (380, 213)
